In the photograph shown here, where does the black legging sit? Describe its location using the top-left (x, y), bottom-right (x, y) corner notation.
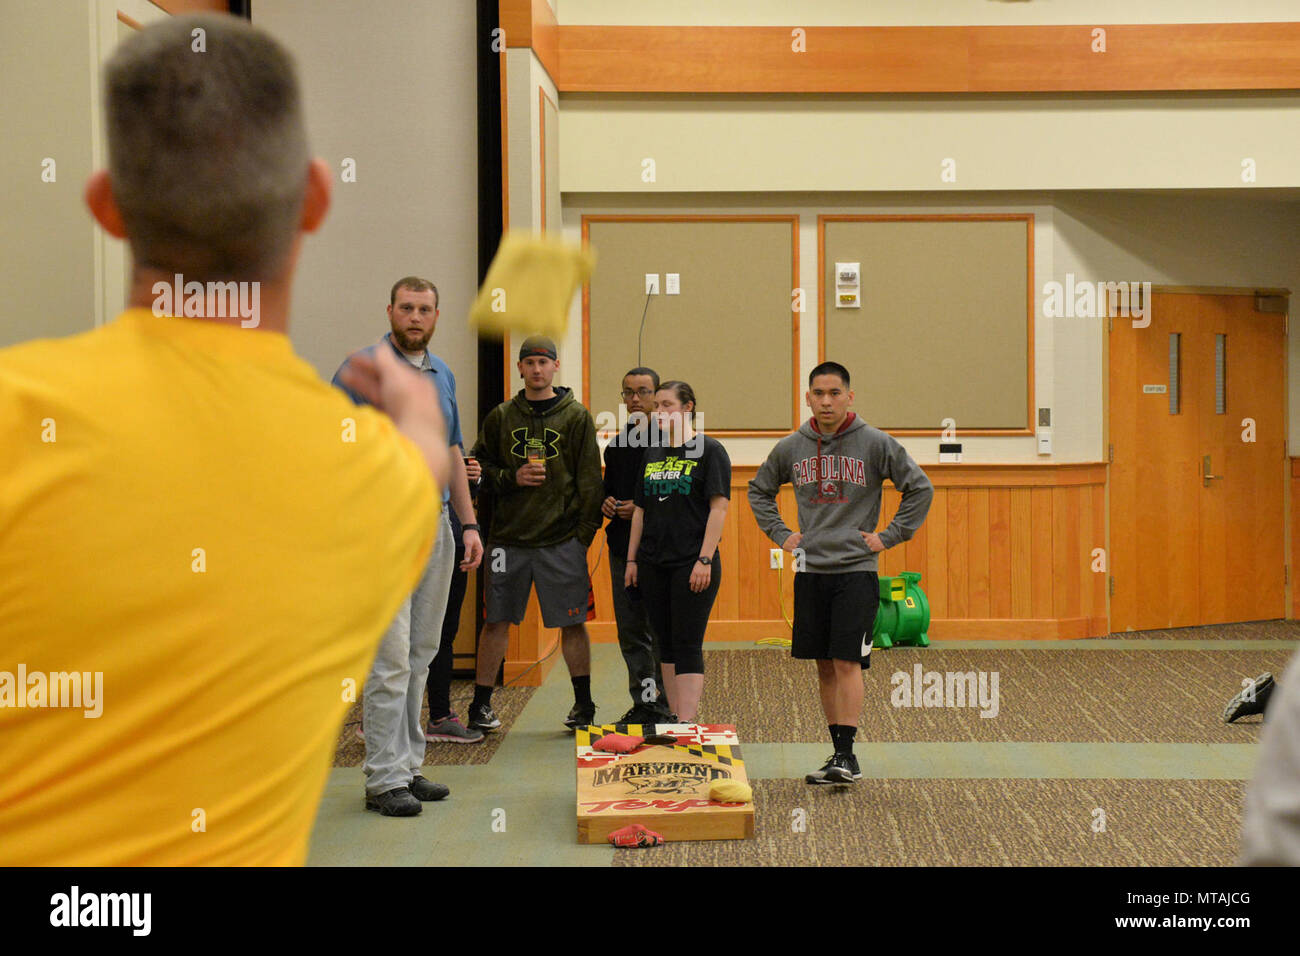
top-left (637, 554), bottom-right (721, 675)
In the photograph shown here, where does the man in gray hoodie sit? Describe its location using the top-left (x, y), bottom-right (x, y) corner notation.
top-left (748, 362), bottom-right (934, 784)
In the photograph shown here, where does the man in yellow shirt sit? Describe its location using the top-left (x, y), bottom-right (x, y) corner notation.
top-left (0, 14), bottom-right (448, 865)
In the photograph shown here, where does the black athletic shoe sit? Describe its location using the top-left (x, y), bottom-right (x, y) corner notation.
top-left (805, 753), bottom-right (855, 785)
top-left (365, 786), bottom-right (422, 816)
top-left (843, 753), bottom-right (862, 780)
top-left (565, 702), bottom-right (596, 730)
top-left (616, 704), bottom-right (660, 726)
top-left (651, 704), bottom-right (678, 725)
top-left (1224, 672), bottom-right (1276, 723)
top-left (467, 702), bottom-right (501, 732)
top-left (408, 775), bottom-right (450, 802)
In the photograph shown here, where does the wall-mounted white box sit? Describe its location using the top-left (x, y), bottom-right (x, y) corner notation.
top-left (835, 261), bottom-right (861, 309)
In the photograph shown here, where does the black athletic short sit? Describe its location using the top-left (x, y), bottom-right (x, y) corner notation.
top-left (792, 571), bottom-right (878, 669)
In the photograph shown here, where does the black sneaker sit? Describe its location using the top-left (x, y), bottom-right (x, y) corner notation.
top-left (616, 704), bottom-right (660, 726)
top-left (365, 786), bottom-right (422, 816)
top-left (409, 775), bottom-right (450, 802)
top-left (649, 703), bottom-right (677, 725)
top-left (843, 753), bottom-right (862, 779)
top-left (805, 753), bottom-right (855, 785)
top-left (1224, 672), bottom-right (1276, 723)
top-left (565, 702), bottom-right (596, 730)
top-left (467, 702), bottom-right (501, 732)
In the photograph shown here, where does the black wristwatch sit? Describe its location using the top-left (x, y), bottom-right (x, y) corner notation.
top-left (695, 555), bottom-right (713, 566)
top-left (462, 523), bottom-right (480, 533)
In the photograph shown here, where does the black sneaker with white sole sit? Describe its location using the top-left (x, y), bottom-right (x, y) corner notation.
top-left (467, 702), bottom-right (501, 732)
top-left (843, 753), bottom-right (862, 780)
top-left (805, 753), bottom-right (855, 785)
top-left (565, 702), bottom-right (596, 730)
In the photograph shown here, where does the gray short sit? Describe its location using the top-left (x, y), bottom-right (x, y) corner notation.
top-left (485, 538), bottom-right (591, 628)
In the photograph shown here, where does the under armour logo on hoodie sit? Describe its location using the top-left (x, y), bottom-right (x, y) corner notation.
top-left (509, 427), bottom-right (561, 461)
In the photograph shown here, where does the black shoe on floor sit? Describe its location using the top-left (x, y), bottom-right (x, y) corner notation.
top-left (843, 753), bottom-right (862, 780)
top-left (805, 753), bottom-right (855, 785)
top-left (565, 701), bottom-right (597, 730)
top-left (648, 702), bottom-right (677, 725)
top-left (616, 704), bottom-right (660, 726)
top-left (409, 775), bottom-right (450, 802)
top-left (467, 702), bottom-right (502, 732)
top-left (1224, 672), bottom-right (1276, 723)
top-left (365, 786), bottom-right (422, 816)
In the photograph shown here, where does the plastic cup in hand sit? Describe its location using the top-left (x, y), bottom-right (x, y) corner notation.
top-left (526, 445), bottom-right (546, 480)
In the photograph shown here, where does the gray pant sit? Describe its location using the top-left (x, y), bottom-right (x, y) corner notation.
top-left (609, 550), bottom-right (664, 707)
top-left (364, 510), bottom-right (455, 795)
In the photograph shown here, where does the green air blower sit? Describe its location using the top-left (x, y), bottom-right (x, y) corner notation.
top-left (872, 571), bottom-right (930, 649)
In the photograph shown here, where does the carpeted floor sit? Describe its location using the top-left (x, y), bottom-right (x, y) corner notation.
top-left (697, 647), bottom-right (1291, 744)
top-left (1110, 620), bottom-right (1300, 640)
top-left (612, 777), bottom-right (1247, 867)
top-left (332, 679), bottom-right (535, 767)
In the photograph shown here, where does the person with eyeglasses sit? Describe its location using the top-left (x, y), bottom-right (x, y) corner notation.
top-left (748, 361), bottom-right (932, 785)
top-left (602, 368), bottom-right (672, 725)
top-left (624, 381), bottom-right (730, 723)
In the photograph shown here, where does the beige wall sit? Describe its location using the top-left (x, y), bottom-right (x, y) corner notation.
top-left (501, 46), bottom-right (575, 406)
top-left (564, 192), bottom-right (1300, 464)
top-left (554, 0), bottom-right (1300, 25)
top-left (0, 0), bottom-right (97, 347)
top-left (559, 93), bottom-right (1300, 194)
top-left (548, 8), bottom-right (1300, 462)
top-left (254, 0), bottom-right (480, 431)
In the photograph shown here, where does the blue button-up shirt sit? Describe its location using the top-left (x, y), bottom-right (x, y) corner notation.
top-left (331, 332), bottom-right (462, 507)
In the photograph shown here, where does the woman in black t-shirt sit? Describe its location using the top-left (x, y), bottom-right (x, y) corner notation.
top-left (624, 381), bottom-right (730, 722)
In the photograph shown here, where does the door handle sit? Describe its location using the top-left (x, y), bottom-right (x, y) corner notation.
top-left (1203, 454), bottom-right (1224, 487)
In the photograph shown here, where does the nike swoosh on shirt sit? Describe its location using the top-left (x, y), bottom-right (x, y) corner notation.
top-left (658, 495), bottom-right (669, 501)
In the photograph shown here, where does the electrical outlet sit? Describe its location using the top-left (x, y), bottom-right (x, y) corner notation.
top-left (665, 273), bottom-right (680, 295)
top-left (645, 274), bottom-right (659, 295)
top-left (770, 548), bottom-right (784, 569)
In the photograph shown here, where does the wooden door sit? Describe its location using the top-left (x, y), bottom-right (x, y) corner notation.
top-left (1109, 291), bottom-right (1286, 631)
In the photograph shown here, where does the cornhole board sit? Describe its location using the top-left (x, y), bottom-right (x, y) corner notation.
top-left (576, 723), bottom-right (754, 844)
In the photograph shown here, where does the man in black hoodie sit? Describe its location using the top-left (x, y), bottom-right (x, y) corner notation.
top-left (749, 362), bottom-right (933, 785)
top-left (469, 336), bottom-right (604, 731)
top-left (602, 367), bottom-right (672, 725)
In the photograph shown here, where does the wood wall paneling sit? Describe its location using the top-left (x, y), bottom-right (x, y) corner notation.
top-left (579, 464), bottom-right (1110, 658)
top-left (148, 0), bottom-right (229, 15)
top-left (554, 24), bottom-right (1300, 94)
top-left (501, 0), bottom-right (558, 80)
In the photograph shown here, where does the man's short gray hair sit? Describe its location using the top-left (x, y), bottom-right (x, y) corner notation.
top-left (104, 14), bottom-right (309, 281)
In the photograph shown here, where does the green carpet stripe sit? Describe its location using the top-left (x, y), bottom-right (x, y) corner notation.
top-left (743, 742), bottom-right (1260, 781)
